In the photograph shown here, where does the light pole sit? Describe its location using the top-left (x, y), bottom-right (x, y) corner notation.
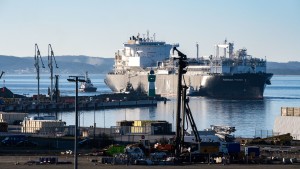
top-left (55, 127), bottom-right (58, 149)
top-left (67, 76), bottom-right (85, 169)
top-left (93, 102), bottom-right (96, 140)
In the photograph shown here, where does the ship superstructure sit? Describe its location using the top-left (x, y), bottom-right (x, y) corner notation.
top-left (113, 31), bottom-right (179, 74)
top-left (79, 71), bottom-right (97, 92)
top-left (105, 32), bottom-right (273, 99)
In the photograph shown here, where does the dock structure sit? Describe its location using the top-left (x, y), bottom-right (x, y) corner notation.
top-left (0, 95), bottom-right (159, 113)
top-left (273, 107), bottom-right (300, 140)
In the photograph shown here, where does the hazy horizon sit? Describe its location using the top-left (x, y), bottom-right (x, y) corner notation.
top-left (0, 54), bottom-right (299, 63)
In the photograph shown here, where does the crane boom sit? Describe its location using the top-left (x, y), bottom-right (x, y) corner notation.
top-left (48, 44), bottom-right (59, 101)
top-left (0, 71), bottom-right (4, 79)
top-left (34, 44), bottom-right (45, 103)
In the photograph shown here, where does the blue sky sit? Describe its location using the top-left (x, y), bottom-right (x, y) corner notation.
top-left (0, 0), bottom-right (299, 62)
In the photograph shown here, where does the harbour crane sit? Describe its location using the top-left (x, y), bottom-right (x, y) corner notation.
top-left (0, 71), bottom-right (4, 79)
top-left (48, 44), bottom-right (59, 101)
top-left (0, 71), bottom-right (5, 92)
top-left (34, 44), bottom-right (45, 103)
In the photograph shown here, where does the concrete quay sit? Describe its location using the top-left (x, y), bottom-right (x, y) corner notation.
top-left (0, 155), bottom-right (299, 169)
top-left (0, 99), bottom-right (157, 112)
top-left (0, 94), bottom-right (161, 112)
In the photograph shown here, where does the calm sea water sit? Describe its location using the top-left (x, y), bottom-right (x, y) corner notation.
top-left (2, 74), bottom-right (300, 138)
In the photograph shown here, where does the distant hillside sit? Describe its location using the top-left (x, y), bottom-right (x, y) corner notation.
top-left (0, 55), bottom-right (114, 74)
top-left (267, 61), bottom-right (300, 75)
top-left (0, 55), bottom-right (299, 75)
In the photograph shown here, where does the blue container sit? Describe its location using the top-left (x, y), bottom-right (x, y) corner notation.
top-left (245, 146), bottom-right (260, 156)
top-left (227, 142), bottom-right (240, 153)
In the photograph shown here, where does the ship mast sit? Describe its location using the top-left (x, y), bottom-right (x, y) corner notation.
top-left (196, 42), bottom-right (199, 59)
top-left (48, 44), bottom-right (59, 101)
top-left (34, 44), bottom-right (45, 103)
top-left (224, 39), bottom-right (227, 58)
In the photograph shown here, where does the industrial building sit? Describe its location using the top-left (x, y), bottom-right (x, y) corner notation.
top-left (0, 112), bottom-right (27, 125)
top-left (274, 107), bottom-right (300, 140)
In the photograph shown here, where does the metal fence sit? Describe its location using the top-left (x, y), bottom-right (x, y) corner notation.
top-left (254, 129), bottom-right (280, 138)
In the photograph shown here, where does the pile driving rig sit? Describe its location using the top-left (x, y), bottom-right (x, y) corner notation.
top-left (173, 47), bottom-right (201, 159)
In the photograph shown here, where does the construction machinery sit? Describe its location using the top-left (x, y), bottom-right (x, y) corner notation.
top-left (172, 47), bottom-right (204, 161)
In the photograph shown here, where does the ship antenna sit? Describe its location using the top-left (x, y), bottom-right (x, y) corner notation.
top-left (153, 33), bottom-right (156, 41)
top-left (147, 30), bottom-right (149, 41)
top-left (224, 38), bottom-right (227, 58)
top-left (196, 42), bottom-right (199, 59)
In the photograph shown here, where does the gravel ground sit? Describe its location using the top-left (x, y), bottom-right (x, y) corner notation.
top-left (0, 156), bottom-right (299, 169)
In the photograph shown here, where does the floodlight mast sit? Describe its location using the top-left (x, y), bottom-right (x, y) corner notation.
top-left (67, 76), bottom-right (85, 169)
top-left (34, 44), bottom-right (45, 104)
top-left (48, 44), bottom-right (59, 101)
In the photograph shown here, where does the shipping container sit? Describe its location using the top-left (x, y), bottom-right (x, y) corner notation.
top-left (226, 142), bottom-right (240, 153)
top-left (0, 122), bottom-right (8, 132)
top-left (199, 142), bottom-right (220, 154)
top-left (245, 146), bottom-right (260, 156)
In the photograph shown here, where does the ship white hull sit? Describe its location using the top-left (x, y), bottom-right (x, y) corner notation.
top-left (105, 74), bottom-right (204, 96)
top-left (105, 73), bottom-right (272, 99)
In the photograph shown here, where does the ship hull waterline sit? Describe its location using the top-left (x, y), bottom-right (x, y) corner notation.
top-left (104, 73), bottom-right (273, 99)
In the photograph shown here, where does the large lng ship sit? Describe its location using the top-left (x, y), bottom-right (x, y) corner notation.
top-left (104, 32), bottom-right (273, 99)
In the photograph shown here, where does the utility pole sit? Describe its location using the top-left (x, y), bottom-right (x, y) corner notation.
top-left (67, 76), bottom-right (85, 169)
